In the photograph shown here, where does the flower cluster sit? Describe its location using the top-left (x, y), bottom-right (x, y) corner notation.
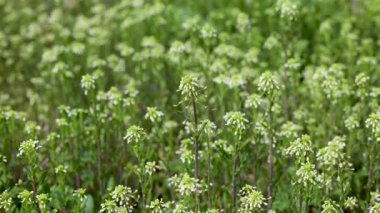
top-left (276, 0), bottom-right (298, 21)
top-left (344, 197), bottom-right (358, 210)
top-left (145, 161), bottom-right (159, 176)
top-left (283, 134), bottom-right (313, 161)
top-left (321, 200), bottom-right (340, 213)
top-left (295, 161), bottom-right (319, 187)
top-left (80, 74), bottom-right (96, 96)
top-left (257, 71), bottom-right (280, 94)
top-left (200, 24), bottom-right (217, 39)
top-left (36, 194), bottom-right (50, 211)
top-left (199, 119), bottom-right (217, 138)
top-left (145, 107), bottom-right (164, 123)
top-left (317, 136), bottom-right (350, 169)
top-left (178, 74), bottom-right (203, 102)
top-left (17, 139), bottom-right (41, 161)
top-left (355, 73), bottom-right (370, 87)
top-left (176, 138), bottom-right (193, 164)
top-left (73, 188), bottom-right (87, 203)
top-left (0, 190), bottom-right (13, 212)
top-left (148, 198), bottom-right (168, 213)
top-left (366, 113), bottom-right (380, 136)
top-left (18, 190), bottom-right (33, 206)
top-left (224, 111), bottom-right (248, 136)
top-left (100, 185), bottom-right (137, 212)
top-left (244, 94), bottom-right (262, 109)
top-left (168, 173), bottom-right (201, 196)
top-left (124, 125), bottom-right (146, 144)
top-left (238, 185), bottom-right (266, 212)
top-left (344, 115), bottom-right (359, 130)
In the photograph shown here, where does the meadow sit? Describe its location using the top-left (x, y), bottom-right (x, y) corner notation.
top-left (1, 0), bottom-right (380, 212)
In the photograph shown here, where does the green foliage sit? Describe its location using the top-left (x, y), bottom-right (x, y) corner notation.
top-left (1, 0), bottom-right (380, 212)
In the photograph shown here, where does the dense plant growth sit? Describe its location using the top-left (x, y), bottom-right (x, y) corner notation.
top-left (1, 0), bottom-right (380, 212)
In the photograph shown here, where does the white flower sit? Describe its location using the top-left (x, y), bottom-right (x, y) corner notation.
top-left (145, 161), bottom-right (159, 176)
top-left (0, 190), bottom-right (13, 212)
top-left (169, 41), bottom-right (189, 54)
top-left (18, 190), bottom-right (33, 206)
top-left (344, 197), bottom-right (358, 210)
top-left (56, 118), bottom-right (68, 127)
top-left (295, 161), bottom-right (318, 187)
top-left (236, 12), bottom-right (250, 33)
top-left (283, 135), bottom-right (313, 160)
top-left (366, 113), bottom-right (380, 135)
top-left (172, 202), bottom-right (193, 213)
top-left (224, 111), bottom-right (248, 136)
top-left (176, 139), bottom-right (193, 164)
top-left (168, 173), bottom-right (201, 196)
top-left (36, 194), bottom-right (50, 210)
top-left (199, 119), bottom-right (217, 137)
top-left (17, 139), bottom-right (41, 159)
top-left (80, 74), bottom-right (96, 95)
top-left (355, 73), bottom-right (370, 87)
top-left (239, 185), bottom-right (266, 212)
top-left (100, 199), bottom-right (117, 213)
top-left (71, 42), bottom-right (85, 55)
top-left (264, 35), bottom-right (280, 50)
top-left (178, 74), bottom-right (203, 102)
top-left (148, 198), bottom-right (167, 213)
top-left (223, 74), bottom-right (245, 88)
top-left (106, 185), bottom-right (136, 212)
top-left (124, 126), bottom-right (146, 144)
top-left (321, 200), bottom-right (340, 213)
top-left (370, 203), bottom-right (380, 213)
top-left (257, 71), bottom-right (279, 94)
top-left (73, 188), bottom-right (87, 203)
top-left (285, 58), bottom-right (301, 70)
top-left (200, 24), bottom-right (217, 39)
top-left (244, 94), bottom-right (261, 109)
top-left (145, 107), bottom-right (164, 123)
top-left (371, 191), bottom-right (380, 204)
top-left (55, 164), bottom-right (68, 175)
top-left (279, 121), bottom-right (302, 138)
top-left (317, 136), bottom-right (350, 169)
top-left (344, 115), bottom-right (359, 130)
top-left (276, 0), bottom-right (298, 21)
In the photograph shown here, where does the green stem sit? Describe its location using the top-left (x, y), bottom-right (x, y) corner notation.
top-left (192, 98), bottom-right (200, 211)
top-left (267, 98), bottom-right (274, 210)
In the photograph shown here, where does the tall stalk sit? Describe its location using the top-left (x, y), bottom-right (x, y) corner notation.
top-left (257, 71), bottom-right (279, 210)
top-left (224, 111), bottom-right (248, 213)
top-left (178, 74), bottom-right (204, 211)
top-left (206, 134), bottom-right (212, 208)
top-left (232, 144), bottom-right (239, 213)
top-left (192, 98), bottom-right (200, 211)
top-left (267, 99), bottom-right (274, 209)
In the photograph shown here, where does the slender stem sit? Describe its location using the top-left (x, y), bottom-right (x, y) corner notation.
top-left (361, 93), bottom-right (372, 210)
top-left (92, 93), bottom-right (103, 196)
top-left (298, 187), bottom-right (302, 213)
top-left (97, 139), bottom-right (102, 196)
top-left (31, 167), bottom-right (41, 213)
top-left (116, 132), bottom-right (122, 184)
top-left (232, 148), bottom-right (239, 213)
top-left (267, 99), bottom-right (274, 210)
top-left (207, 136), bottom-right (212, 208)
top-left (253, 145), bottom-right (257, 186)
top-left (368, 141), bottom-right (373, 191)
top-left (192, 98), bottom-right (200, 211)
top-left (140, 162), bottom-right (146, 211)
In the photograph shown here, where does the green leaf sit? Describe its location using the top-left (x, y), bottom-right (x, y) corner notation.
top-left (84, 194), bottom-right (94, 213)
